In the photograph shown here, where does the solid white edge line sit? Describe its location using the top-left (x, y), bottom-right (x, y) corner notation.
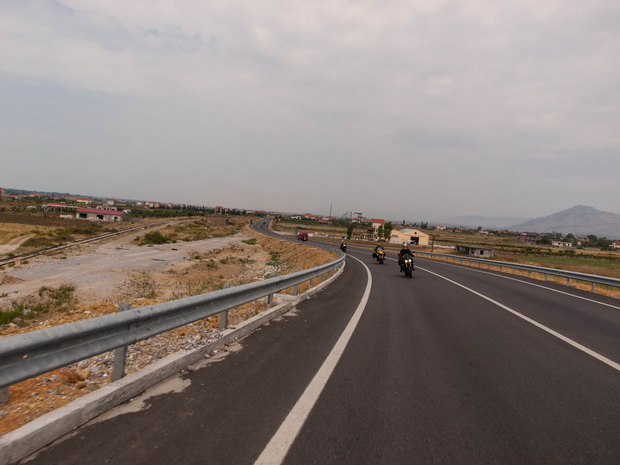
top-left (421, 266), bottom-right (620, 372)
top-left (254, 255), bottom-right (372, 465)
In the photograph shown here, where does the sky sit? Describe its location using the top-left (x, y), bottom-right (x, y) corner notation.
top-left (1, 1), bottom-right (619, 222)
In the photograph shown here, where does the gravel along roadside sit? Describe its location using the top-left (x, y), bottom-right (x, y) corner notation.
top-left (0, 223), bottom-right (337, 435)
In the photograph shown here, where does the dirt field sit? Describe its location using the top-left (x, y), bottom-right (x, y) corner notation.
top-left (0, 219), bottom-right (337, 435)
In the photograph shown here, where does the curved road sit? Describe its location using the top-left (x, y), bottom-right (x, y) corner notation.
top-left (21, 233), bottom-right (620, 464)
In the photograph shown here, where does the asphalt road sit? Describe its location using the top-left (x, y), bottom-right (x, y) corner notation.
top-left (21, 238), bottom-right (620, 464)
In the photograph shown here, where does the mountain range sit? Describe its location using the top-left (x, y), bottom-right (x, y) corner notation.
top-left (508, 205), bottom-right (620, 239)
top-left (440, 205), bottom-right (620, 239)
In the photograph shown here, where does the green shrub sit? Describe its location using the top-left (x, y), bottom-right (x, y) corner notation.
top-left (136, 231), bottom-right (170, 245)
top-left (0, 284), bottom-right (75, 325)
top-left (267, 252), bottom-right (280, 266)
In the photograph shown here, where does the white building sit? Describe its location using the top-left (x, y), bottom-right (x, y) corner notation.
top-left (389, 229), bottom-right (429, 246)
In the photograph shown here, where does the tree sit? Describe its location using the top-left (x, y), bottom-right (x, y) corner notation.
top-left (346, 223), bottom-right (354, 239)
top-left (383, 222), bottom-right (393, 241)
top-left (564, 233), bottom-right (576, 243)
top-left (537, 235), bottom-right (552, 245)
top-left (377, 225), bottom-right (384, 240)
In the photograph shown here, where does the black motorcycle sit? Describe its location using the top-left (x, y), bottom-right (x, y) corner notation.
top-left (400, 255), bottom-right (415, 278)
top-left (340, 242), bottom-right (347, 253)
top-left (373, 249), bottom-right (385, 264)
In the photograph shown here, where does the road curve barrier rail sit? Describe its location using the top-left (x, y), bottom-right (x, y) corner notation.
top-left (0, 254), bottom-right (345, 390)
top-left (415, 250), bottom-right (620, 292)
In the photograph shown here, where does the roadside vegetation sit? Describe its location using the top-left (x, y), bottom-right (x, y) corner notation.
top-left (133, 216), bottom-right (246, 246)
top-left (0, 284), bottom-right (76, 325)
top-left (0, 220), bottom-right (108, 257)
top-left (16, 224), bottom-right (106, 251)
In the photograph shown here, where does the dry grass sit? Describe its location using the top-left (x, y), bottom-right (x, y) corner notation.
top-left (0, 223), bottom-right (53, 245)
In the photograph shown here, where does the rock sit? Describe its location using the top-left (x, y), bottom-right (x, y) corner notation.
top-left (77, 369), bottom-right (91, 381)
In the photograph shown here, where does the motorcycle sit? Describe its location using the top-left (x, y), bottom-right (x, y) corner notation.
top-left (400, 255), bottom-right (415, 278)
top-left (340, 242), bottom-right (347, 253)
top-left (373, 249), bottom-right (385, 264)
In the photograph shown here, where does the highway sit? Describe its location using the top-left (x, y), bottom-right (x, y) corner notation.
top-left (21, 233), bottom-right (620, 464)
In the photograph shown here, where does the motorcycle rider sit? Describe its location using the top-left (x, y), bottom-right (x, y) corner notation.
top-left (373, 243), bottom-right (384, 259)
top-left (398, 242), bottom-right (414, 271)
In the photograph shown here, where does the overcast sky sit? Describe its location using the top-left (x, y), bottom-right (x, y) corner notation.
top-left (1, 1), bottom-right (619, 221)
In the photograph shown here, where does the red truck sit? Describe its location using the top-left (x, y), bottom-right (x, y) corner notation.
top-left (297, 231), bottom-right (309, 241)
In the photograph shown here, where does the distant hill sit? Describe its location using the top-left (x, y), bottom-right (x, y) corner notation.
top-left (508, 205), bottom-right (620, 239)
top-left (438, 215), bottom-right (532, 230)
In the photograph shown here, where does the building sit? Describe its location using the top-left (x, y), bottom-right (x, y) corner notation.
top-left (517, 232), bottom-right (538, 245)
top-left (73, 197), bottom-right (93, 205)
top-left (76, 208), bottom-right (128, 222)
top-left (455, 245), bottom-right (494, 258)
top-left (389, 228), bottom-right (429, 246)
top-left (611, 241), bottom-right (620, 250)
top-left (359, 218), bottom-right (387, 240)
top-left (44, 203), bottom-right (79, 213)
top-left (551, 241), bottom-right (573, 248)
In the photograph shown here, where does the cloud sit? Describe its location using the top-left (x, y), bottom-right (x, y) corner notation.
top-left (1, 0), bottom-right (619, 220)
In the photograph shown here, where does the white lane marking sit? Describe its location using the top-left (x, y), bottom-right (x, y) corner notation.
top-left (421, 267), bottom-right (620, 372)
top-left (254, 256), bottom-right (373, 465)
top-left (420, 258), bottom-right (620, 311)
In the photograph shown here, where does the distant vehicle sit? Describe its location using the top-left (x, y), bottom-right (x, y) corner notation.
top-left (297, 231), bottom-right (309, 241)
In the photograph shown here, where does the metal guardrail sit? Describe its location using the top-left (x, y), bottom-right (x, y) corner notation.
top-left (0, 255), bottom-right (344, 390)
top-left (415, 250), bottom-right (620, 291)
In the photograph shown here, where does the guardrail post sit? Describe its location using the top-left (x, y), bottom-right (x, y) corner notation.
top-left (293, 283), bottom-right (299, 295)
top-left (112, 303), bottom-right (132, 382)
top-left (267, 293), bottom-right (274, 309)
top-left (0, 387), bottom-right (8, 406)
top-left (219, 310), bottom-right (228, 330)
